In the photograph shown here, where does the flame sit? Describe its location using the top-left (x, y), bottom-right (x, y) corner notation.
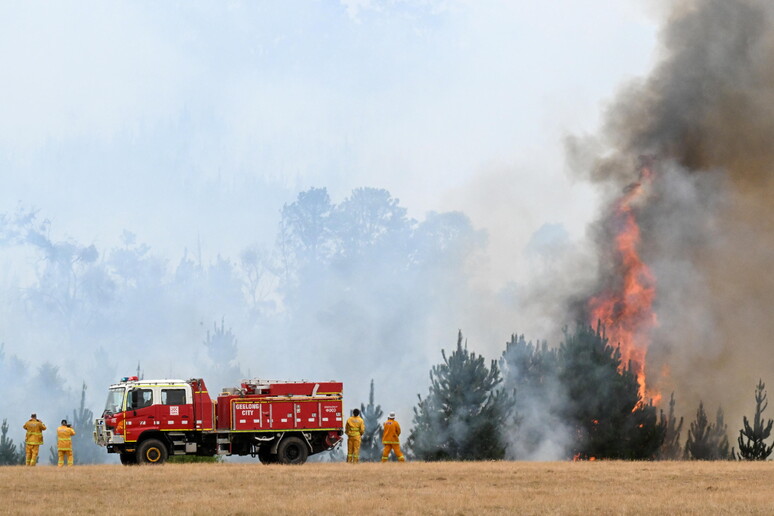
top-left (587, 164), bottom-right (659, 403)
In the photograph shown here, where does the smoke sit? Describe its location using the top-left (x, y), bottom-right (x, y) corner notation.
top-left (567, 0), bottom-right (774, 427)
top-left (500, 336), bottom-right (571, 461)
top-left (0, 189), bottom-right (490, 460)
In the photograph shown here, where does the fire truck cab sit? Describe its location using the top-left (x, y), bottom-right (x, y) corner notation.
top-left (94, 376), bottom-right (344, 465)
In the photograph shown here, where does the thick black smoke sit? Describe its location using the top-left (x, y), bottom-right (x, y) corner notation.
top-left (569, 0), bottom-right (774, 426)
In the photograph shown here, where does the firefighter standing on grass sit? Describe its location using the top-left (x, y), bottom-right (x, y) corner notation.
top-left (57, 419), bottom-right (76, 467)
top-left (381, 412), bottom-right (405, 462)
top-left (345, 408), bottom-right (365, 463)
top-left (23, 413), bottom-right (46, 466)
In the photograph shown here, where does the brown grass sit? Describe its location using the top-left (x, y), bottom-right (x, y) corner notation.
top-left (2, 461), bottom-right (773, 515)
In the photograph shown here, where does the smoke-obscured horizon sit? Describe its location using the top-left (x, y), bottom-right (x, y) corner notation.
top-left (0, 188), bottom-right (504, 457)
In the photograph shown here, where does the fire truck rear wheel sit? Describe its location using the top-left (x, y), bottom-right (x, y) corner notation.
top-left (137, 439), bottom-right (168, 465)
top-left (277, 436), bottom-right (308, 465)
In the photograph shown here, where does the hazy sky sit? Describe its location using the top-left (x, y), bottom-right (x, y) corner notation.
top-left (0, 1), bottom-right (677, 456)
top-left (0, 0), bottom-right (658, 285)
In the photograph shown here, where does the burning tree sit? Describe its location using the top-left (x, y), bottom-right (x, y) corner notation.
top-left (559, 323), bottom-right (664, 460)
top-left (684, 402), bottom-right (731, 460)
top-left (585, 163), bottom-right (657, 404)
top-left (657, 393), bottom-right (683, 460)
top-left (359, 379), bottom-right (384, 462)
top-left (409, 331), bottom-right (509, 461)
top-left (736, 379), bottom-right (774, 461)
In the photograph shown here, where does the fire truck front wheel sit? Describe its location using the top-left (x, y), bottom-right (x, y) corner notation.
top-left (137, 439), bottom-right (169, 465)
top-left (277, 436), bottom-right (308, 465)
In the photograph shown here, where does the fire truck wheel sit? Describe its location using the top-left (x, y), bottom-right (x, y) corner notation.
top-left (276, 436), bottom-right (308, 465)
top-left (119, 452), bottom-right (137, 465)
top-left (137, 439), bottom-right (168, 465)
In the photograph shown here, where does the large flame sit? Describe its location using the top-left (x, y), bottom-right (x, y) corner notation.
top-left (587, 164), bottom-right (659, 403)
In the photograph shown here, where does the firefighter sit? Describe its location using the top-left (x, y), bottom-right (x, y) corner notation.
top-left (345, 408), bottom-right (365, 463)
top-left (57, 419), bottom-right (76, 467)
top-left (381, 412), bottom-right (405, 462)
top-left (22, 413), bottom-right (46, 466)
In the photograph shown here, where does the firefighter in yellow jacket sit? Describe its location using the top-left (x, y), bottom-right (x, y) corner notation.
top-left (23, 413), bottom-right (46, 466)
top-left (381, 412), bottom-right (405, 462)
top-left (345, 408), bottom-right (365, 463)
top-left (57, 419), bottom-right (76, 467)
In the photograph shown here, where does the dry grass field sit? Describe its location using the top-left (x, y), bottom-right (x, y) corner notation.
top-left (2, 461), bottom-right (773, 515)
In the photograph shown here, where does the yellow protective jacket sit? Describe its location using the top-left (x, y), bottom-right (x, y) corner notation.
top-left (382, 419), bottom-right (401, 444)
top-left (345, 416), bottom-right (365, 438)
top-left (57, 425), bottom-right (76, 451)
top-left (23, 419), bottom-right (46, 445)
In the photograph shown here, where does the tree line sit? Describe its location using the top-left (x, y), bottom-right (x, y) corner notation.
top-left (1, 189), bottom-right (771, 463)
top-left (351, 325), bottom-right (774, 462)
top-left (3, 325), bottom-right (772, 464)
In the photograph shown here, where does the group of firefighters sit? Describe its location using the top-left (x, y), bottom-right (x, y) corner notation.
top-left (21, 414), bottom-right (76, 467)
top-left (22, 408), bottom-right (401, 466)
top-left (344, 409), bottom-right (405, 463)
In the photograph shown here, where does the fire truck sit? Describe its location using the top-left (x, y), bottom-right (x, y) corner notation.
top-left (93, 376), bottom-right (344, 465)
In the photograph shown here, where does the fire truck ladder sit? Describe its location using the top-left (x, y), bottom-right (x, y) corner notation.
top-left (216, 434), bottom-right (231, 455)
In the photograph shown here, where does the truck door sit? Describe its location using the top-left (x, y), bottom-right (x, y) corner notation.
top-left (125, 387), bottom-right (159, 441)
top-left (161, 387), bottom-right (193, 430)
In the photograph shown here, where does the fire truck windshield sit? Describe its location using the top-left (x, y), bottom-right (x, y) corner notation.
top-left (104, 388), bottom-right (125, 415)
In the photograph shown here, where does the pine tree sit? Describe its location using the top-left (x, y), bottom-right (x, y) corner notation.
top-left (203, 318), bottom-right (242, 389)
top-left (736, 379), bottom-right (774, 460)
top-left (0, 418), bottom-right (22, 465)
top-left (71, 383), bottom-right (102, 464)
top-left (712, 407), bottom-right (732, 460)
top-left (558, 323), bottom-right (664, 460)
top-left (657, 393), bottom-right (684, 460)
top-left (500, 334), bottom-right (564, 459)
top-left (685, 402), bottom-right (730, 460)
top-left (408, 331), bottom-right (509, 461)
top-left (685, 402), bottom-right (711, 459)
top-left (359, 379), bottom-right (384, 462)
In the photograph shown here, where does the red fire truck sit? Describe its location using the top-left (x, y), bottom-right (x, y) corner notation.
top-left (93, 376), bottom-right (344, 465)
